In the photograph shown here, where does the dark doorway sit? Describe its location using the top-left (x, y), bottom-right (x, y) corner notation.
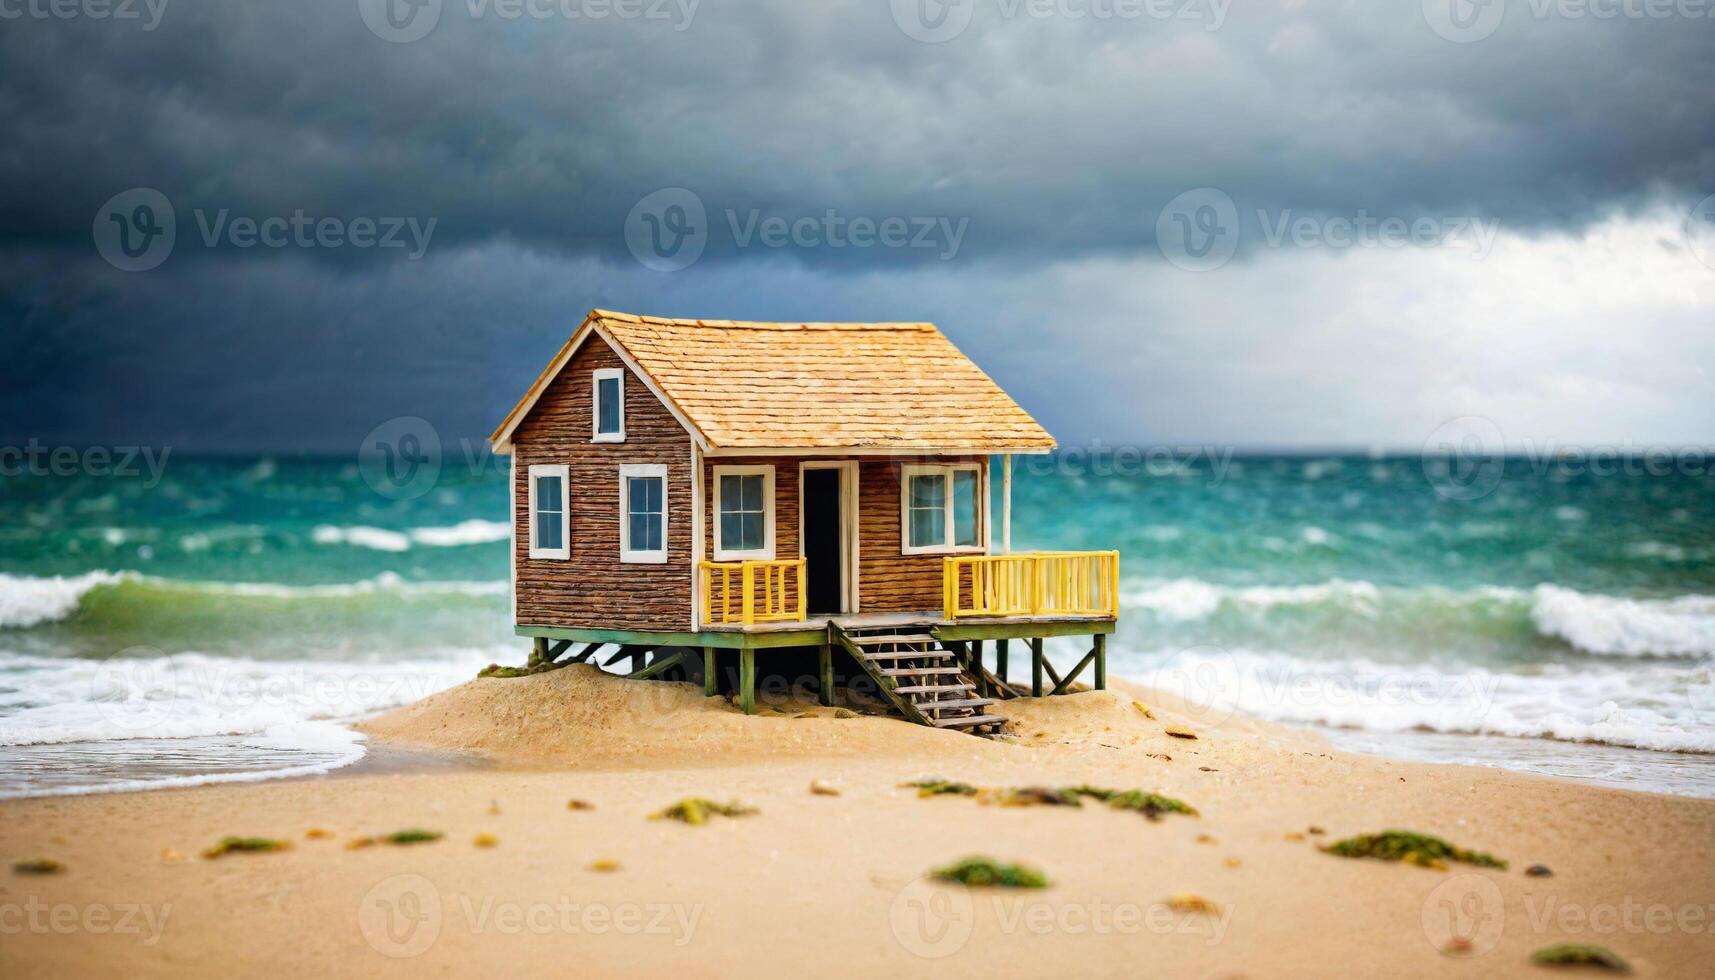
top-left (802, 467), bottom-right (845, 614)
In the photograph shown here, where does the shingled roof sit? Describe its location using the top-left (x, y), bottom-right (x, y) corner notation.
top-left (490, 310), bottom-right (1055, 453)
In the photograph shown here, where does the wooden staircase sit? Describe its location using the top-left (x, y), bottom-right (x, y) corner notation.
top-left (831, 623), bottom-right (1007, 737)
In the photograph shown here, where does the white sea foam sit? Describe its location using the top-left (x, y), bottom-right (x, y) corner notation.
top-left (407, 519), bottom-right (511, 546)
top-left (1531, 585), bottom-right (1715, 658)
top-left (1122, 578), bottom-right (1384, 621)
top-left (1126, 645), bottom-right (1715, 754)
top-left (0, 571), bottom-right (126, 628)
top-left (312, 524), bottom-right (410, 551)
top-left (312, 520), bottom-right (511, 550)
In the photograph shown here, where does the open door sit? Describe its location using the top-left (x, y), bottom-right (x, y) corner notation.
top-left (801, 463), bottom-right (855, 615)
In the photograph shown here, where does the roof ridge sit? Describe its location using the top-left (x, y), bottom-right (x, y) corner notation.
top-left (592, 309), bottom-right (933, 331)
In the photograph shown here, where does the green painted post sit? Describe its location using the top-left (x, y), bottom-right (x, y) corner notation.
top-left (819, 644), bottom-right (835, 707)
top-left (996, 638), bottom-right (1009, 683)
top-left (1031, 638), bottom-right (1044, 698)
top-left (703, 647), bottom-right (717, 697)
top-left (531, 636), bottom-right (548, 666)
top-left (740, 648), bottom-right (756, 715)
top-left (971, 640), bottom-right (986, 697)
top-left (1093, 633), bottom-right (1107, 690)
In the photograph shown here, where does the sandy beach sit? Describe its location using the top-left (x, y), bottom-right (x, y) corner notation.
top-left (3, 665), bottom-right (1712, 979)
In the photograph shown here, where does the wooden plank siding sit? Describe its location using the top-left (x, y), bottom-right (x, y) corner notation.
top-left (511, 334), bottom-right (695, 631)
top-left (702, 455), bottom-right (988, 616)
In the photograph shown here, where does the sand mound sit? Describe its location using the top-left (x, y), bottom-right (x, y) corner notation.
top-left (358, 664), bottom-right (1313, 768)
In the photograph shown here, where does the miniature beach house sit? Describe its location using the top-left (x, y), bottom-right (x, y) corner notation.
top-left (490, 310), bottom-right (1118, 735)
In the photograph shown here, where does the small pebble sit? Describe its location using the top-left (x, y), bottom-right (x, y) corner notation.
top-left (588, 858), bottom-right (620, 872)
top-left (473, 833), bottom-right (498, 848)
top-left (567, 799), bottom-right (595, 811)
top-left (1525, 864), bottom-right (1553, 878)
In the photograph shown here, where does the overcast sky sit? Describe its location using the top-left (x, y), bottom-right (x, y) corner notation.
top-left (2, 0), bottom-right (1712, 452)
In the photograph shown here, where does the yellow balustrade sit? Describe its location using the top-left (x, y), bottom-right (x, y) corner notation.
top-left (700, 558), bottom-right (808, 626)
top-left (943, 551), bottom-right (1120, 620)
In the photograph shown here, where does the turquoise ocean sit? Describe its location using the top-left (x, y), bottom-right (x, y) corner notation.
top-left (2, 453), bottom-right (1712, 797)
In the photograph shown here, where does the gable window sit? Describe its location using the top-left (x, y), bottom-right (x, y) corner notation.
top-left (527, 463), bottom-right (570, 559)
top-left (713, 465), bottom-right (775, 560)
top-left (592, 368), bottom-right (625, 442)
top-left (619, 463), bottom-right (667, 563)
top-left (901, 463), bottom-right (984, 555)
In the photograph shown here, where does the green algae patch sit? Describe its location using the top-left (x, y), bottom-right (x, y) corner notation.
top-left (902, 778), bottom-right (978, 798)
top-left (1105, 789), bottom-right (1198, 820)
top-left (1321, 830), bottom-right (1506, 870)
top-left (13, 858), bottom-right (64, 875)
top-left (978, 786), bottom-right (1086, 807)
top-left (931, 857), bottom-right (1049, 889)
top-left (1531, 942), bottom-right (1630, 972)
top-left (383, 829), bottom-right (443, 845)
top-left (478, 662), bottom-right (569, 679)
top-left (201, 837), bottom-right (292, 859)
top-left (649, 798), bottom-right (757, 825)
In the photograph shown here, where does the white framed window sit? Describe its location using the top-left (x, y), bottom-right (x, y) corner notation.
top-left (900, 463), bottom-right (984, 555)
top-left (527, 463), bottom-right (570, 559)
top-left (619, 463), bottom-right (667, 563)
top-left (592, 368), bottom-right (625, 442)
top-left (713, 465), bottom-right (775, 560)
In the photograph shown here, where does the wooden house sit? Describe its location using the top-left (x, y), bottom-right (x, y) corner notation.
top-left (490, 310), bottom-right (1118, 735)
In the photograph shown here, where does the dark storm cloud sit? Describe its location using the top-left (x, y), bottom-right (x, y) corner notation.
top-left (1, 0), bottom-right (1712, 449)
top-left (2, 0), bottom-right (1711, 264)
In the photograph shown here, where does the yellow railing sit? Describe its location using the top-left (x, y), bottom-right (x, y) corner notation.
top-left (943, 551), bottom-right (1120, 620)
top-left (700, 559), bottom-right (808, 626)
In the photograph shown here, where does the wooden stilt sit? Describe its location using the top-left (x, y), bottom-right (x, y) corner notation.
top-left (531, 636), bottom-right (549, 666)
top-left (1052, 647), bottom-right (1097, 695)
top-left (996, 638), bottom-right (1009, 682)
top-left (703, 647), bottom-right (717, 697)
top-left (1093, 633), bottom-right (1106, 690)
top-left (628, 650), bottom-right (684, 681)
top-left (971, 640), bottom-right (986, 698)
top-left (568, 642), bottom-right (603, 664)
top-left (739, 649), bottom-right (756, 715)
top-left (1031, 638), bottom-right (1044, 697)
top-left (818, 644), bottom-right (835, 707)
